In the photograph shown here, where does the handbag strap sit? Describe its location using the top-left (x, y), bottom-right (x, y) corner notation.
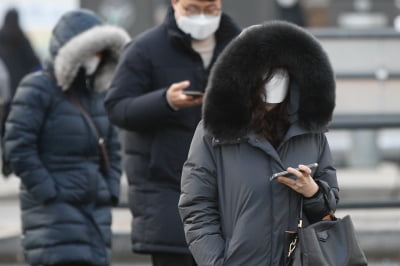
top-left (288, 188), bottom-right (334, 259)
top-left (298, 197), bottom-right (304, 229)
top-left (297, 185), bottom-right (336, 229)
top-left (67, 93), bottom-right (110, 173)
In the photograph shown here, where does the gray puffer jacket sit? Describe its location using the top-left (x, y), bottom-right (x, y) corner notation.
top-left (179, 21), bottom-right (339, 266)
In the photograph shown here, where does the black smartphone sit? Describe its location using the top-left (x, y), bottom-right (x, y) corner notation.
top-left (269, 163), bottom-right (318, 181)
top-left (183, 90), bottom-right (204, 98)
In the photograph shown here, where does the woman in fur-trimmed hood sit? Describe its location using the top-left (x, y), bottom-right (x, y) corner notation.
top-left (4, 9), bottom-right (130, 266)
top-left (179, 21), bottom-right (340, 265)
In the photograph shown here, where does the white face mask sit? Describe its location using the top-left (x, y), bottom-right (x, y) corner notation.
top-left (176, 14), bottom-right (221, 40)
top-left (83, 55), bottom-right (101, 75)
top-left (277, 0), bottom-right (298, 8)
top-left (264, 69), bottom-right (289, 104)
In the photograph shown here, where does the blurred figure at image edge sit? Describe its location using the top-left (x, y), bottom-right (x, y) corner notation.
top-left (0, 8), bottom-right (42, 177)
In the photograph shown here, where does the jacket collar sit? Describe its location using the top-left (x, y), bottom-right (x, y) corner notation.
top-left (211, 120), bottom-right (326, 167)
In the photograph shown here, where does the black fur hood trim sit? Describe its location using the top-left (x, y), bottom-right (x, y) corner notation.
top-left (203, 21), bottom-right (336, 139)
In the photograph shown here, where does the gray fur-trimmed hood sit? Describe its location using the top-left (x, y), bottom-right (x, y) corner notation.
top-left (203, 21), bottom-right (336, 139)
top-left (54, 25), bottom-right (130, 92)
top-left (49, 9), bottom-right (130, 92)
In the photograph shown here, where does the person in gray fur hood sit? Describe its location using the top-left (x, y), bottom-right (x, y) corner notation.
top-left (179, 21), bottom-right (339, 266)
top-left (4, 9), bottom-right (130, 266)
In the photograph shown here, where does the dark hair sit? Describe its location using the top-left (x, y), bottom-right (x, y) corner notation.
top-left (4, 9), bottom-right (19, 26)
top-left (250, 80), bottom-right (290, 148)
top-left (2, 8), bottom-right (23, 36)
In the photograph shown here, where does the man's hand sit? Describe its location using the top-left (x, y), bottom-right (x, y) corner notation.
top-left (277, 164), bottom-right (319, 198)
top-left (166, 80), bottom-right (204, 109)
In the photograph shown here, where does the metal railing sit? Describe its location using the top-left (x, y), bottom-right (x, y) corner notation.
top-left (330, 113), bottom-right (400, 209)
top-left (115, 200), bottom-right (400, 209)
top-left (338, 200), bottom-right (400, 209)
top-left (114, 114), bottom-right (400, 210)
top-left (330, 113), bottom-right (400, 129)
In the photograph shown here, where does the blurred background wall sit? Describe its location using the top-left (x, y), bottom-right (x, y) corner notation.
top-left (1, 0), bottom-right (400, 59)
top-left (79, 0), bottom-right (400, 37)
top-left (0, 0), bottom-right (79, 58)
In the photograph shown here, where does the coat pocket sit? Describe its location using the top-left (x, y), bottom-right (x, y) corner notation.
top-left (54, 169), bottom-right (94, 203)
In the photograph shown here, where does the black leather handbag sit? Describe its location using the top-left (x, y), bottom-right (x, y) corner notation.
top-left (285, 198), bottom-right (368, 266)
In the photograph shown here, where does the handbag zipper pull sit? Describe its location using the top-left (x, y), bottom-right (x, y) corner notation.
top-left (297, 219), bottom-right (303, 228)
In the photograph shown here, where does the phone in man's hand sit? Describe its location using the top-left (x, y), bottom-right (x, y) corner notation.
top-left (183, 90), bottom-right (204, 98)
top-left (269, 163), bottom-right (318, 181)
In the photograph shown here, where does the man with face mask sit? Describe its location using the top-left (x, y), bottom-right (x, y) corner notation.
top-left (104, 0), bottom-right (240, 265)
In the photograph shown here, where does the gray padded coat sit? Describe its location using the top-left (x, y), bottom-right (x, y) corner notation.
top-left (179, 21), bottom-right (339, 266)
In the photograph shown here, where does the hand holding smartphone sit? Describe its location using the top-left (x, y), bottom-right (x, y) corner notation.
top-left (270, 163), bottom-right (318, 181)
top-left (182, 90), bottom-right (204, 98)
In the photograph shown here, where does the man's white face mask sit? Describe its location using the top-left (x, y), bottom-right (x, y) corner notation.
top-left (177, 14), bottom-right (221, 40)
top-left (83, 55), bottom-right (101, 75)
top-left (264, 69), bottom-right (290, 104)
top-left (277, 0), bottom-right (298, 8)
